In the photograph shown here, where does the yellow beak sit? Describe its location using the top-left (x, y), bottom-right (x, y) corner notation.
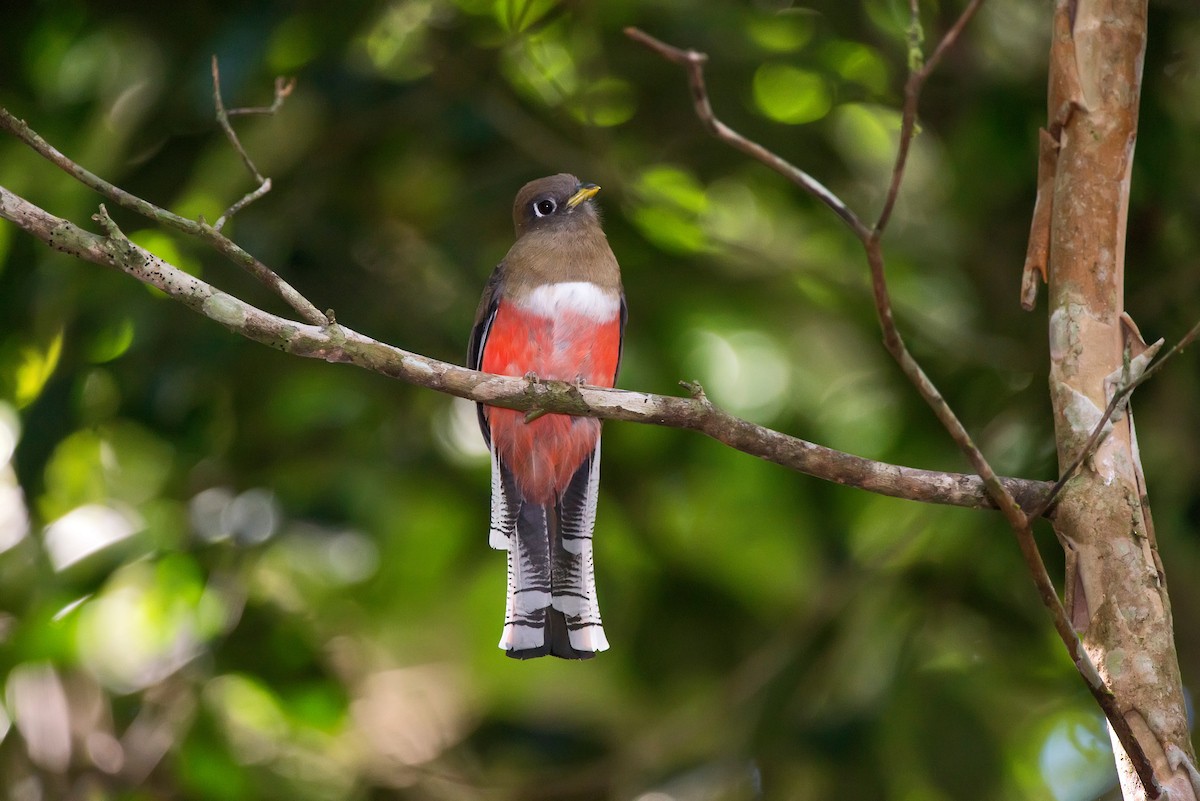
top-left (566, 183), bottom-right (600, 209)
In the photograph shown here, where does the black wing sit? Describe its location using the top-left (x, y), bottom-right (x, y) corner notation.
top-left (467, 263), bottom-right (505, 447)
top-left (614, 294), bottom-right (628, 385)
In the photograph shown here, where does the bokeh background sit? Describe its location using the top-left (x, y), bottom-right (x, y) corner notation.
top-left (1, 1), bottom-right (1199, 799)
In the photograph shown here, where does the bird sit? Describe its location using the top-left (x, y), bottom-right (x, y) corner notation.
top-left (468, 174), bottom-right (625, 659)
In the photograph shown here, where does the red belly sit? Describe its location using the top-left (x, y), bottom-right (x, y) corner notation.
top-left (481, 301), bottom-right (621, 503)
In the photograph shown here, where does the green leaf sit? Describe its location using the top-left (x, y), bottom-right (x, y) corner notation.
top-left (752, 63), bottom-right (832, 125)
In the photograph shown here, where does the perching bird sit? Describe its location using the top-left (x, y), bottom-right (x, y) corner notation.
top-left (468, 174), bottom-right (625, 659)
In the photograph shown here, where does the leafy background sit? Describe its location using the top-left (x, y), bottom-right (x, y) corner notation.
top-left (1, 0), bottom-right (1199, 799)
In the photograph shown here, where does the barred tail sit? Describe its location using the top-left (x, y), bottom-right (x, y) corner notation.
top-left (551, 442), bottom-right (608, 654)
top-left (492, 444), bottom-right (608, 659)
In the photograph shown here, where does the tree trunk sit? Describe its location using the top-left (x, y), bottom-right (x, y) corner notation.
top-left (1044, 1), bottom-right (1196, 798)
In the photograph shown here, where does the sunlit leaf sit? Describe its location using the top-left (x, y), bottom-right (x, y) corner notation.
top-left (823, 40), bottom-right (890, 95)
top-left (102, 421), bottom-right (175, 505)
top-left (700, 177), bottom-right (771, 252)
top-left (568, 76), bottom-right (635, 127)
top-left (76, 558), bottom-right (209, 692)
top-left (501, 25), bottom-right (578, 106)
top-left (76, 368), bottom-right (121, 422)
top-left (13, 328), bottom-right (62, 409)
top-left (864, 0), bottom-right (911, 41)
top-left (493, 0), bottom-right (559, 33)
top-left (205, 673), bottom-right (290, 765)
top-left (40, 421), bottom-right (174, 521)
top-left (40, 430), bottom-right (105, 521)
top-left (356, 0), bottom-right (436, 82)
top-left (285, 684), bottom-right (347, 731)
top-left (827, 101), bottom-right (902, 175)
top-left (630, 205), bottom-right (707, 254)
top-left (268, 13), bottom-right (321, 73)
top-left (85, 317), bottom-right (135, 364)
top-left (634, 165), bottom-right (708, 214)
top-left (745, 12), bottom-right (817, 53)
top-left (752, 63), bottom-right (832, 124)
top-left (171, 191), bottom-right (224, 226)
top-left (628, 165), bottom-right (709, 253)
top-left (685, 328), bottom-right (791, 420)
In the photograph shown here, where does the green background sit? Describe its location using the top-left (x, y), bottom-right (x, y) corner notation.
top-left (1, 1), bottom-right (1199, 798)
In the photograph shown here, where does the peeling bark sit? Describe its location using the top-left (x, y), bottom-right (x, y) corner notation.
top-left (1043, 1), bottom-right (1196, 798)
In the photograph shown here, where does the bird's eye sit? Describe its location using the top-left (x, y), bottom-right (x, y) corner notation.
top-left (533, 198), bottom-right (557, 217)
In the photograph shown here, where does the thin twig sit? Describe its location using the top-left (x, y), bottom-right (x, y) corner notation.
top-left (215, 177), bottom-right (272, 228)
top-left (212, 56), bottom-right (266, 185)
top-left (630, 6), bottom-right (1161, 794)
top-left (924, 0), bottom-right (987, 74)
top-left (1029, 317), bottom-right (1200, 520)
top-left (227, 76), bottom-right (296, 117)
top-left (0, 107), bottom-right (327, 327)
top-left (874, 0), bottom-right (985, 235)
top-left (210, 56), bottom-right (294, 230)
top-left (1128, 317), bottom-right (1200, 387)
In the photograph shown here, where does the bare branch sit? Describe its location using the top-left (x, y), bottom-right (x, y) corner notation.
top-left (0, 108), bottom-right (327, 327)
top-left (0, 183), bottom-right (1054, 518)
top-left (211, 56), bottom-right (294, 230)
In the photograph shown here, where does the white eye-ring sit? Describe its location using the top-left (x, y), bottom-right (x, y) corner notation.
top-left (533, 198), bottom-right (557, 217)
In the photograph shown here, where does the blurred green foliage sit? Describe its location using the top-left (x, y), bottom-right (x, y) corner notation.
top-left (1, 1), bottom-right (1199, 799)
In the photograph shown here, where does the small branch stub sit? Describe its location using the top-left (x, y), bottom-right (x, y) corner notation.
top-left (678, 379), bottom-right (708, 403)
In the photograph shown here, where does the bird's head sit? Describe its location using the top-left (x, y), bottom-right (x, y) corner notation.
top-left (512, 173), bottom-right (601, 238)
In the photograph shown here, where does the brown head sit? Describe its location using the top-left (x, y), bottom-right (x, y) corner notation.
top-left (511, 173), bottom-right (602, 239)
top-left (502, 173), bottom-right (620, 292)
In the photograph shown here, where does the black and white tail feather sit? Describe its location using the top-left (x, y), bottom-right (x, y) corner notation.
top-left (488, 442), bottom-right (609, 659)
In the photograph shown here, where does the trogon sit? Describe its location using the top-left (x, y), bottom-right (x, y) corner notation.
top-left (468, 174), bottom-right (625, 659)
